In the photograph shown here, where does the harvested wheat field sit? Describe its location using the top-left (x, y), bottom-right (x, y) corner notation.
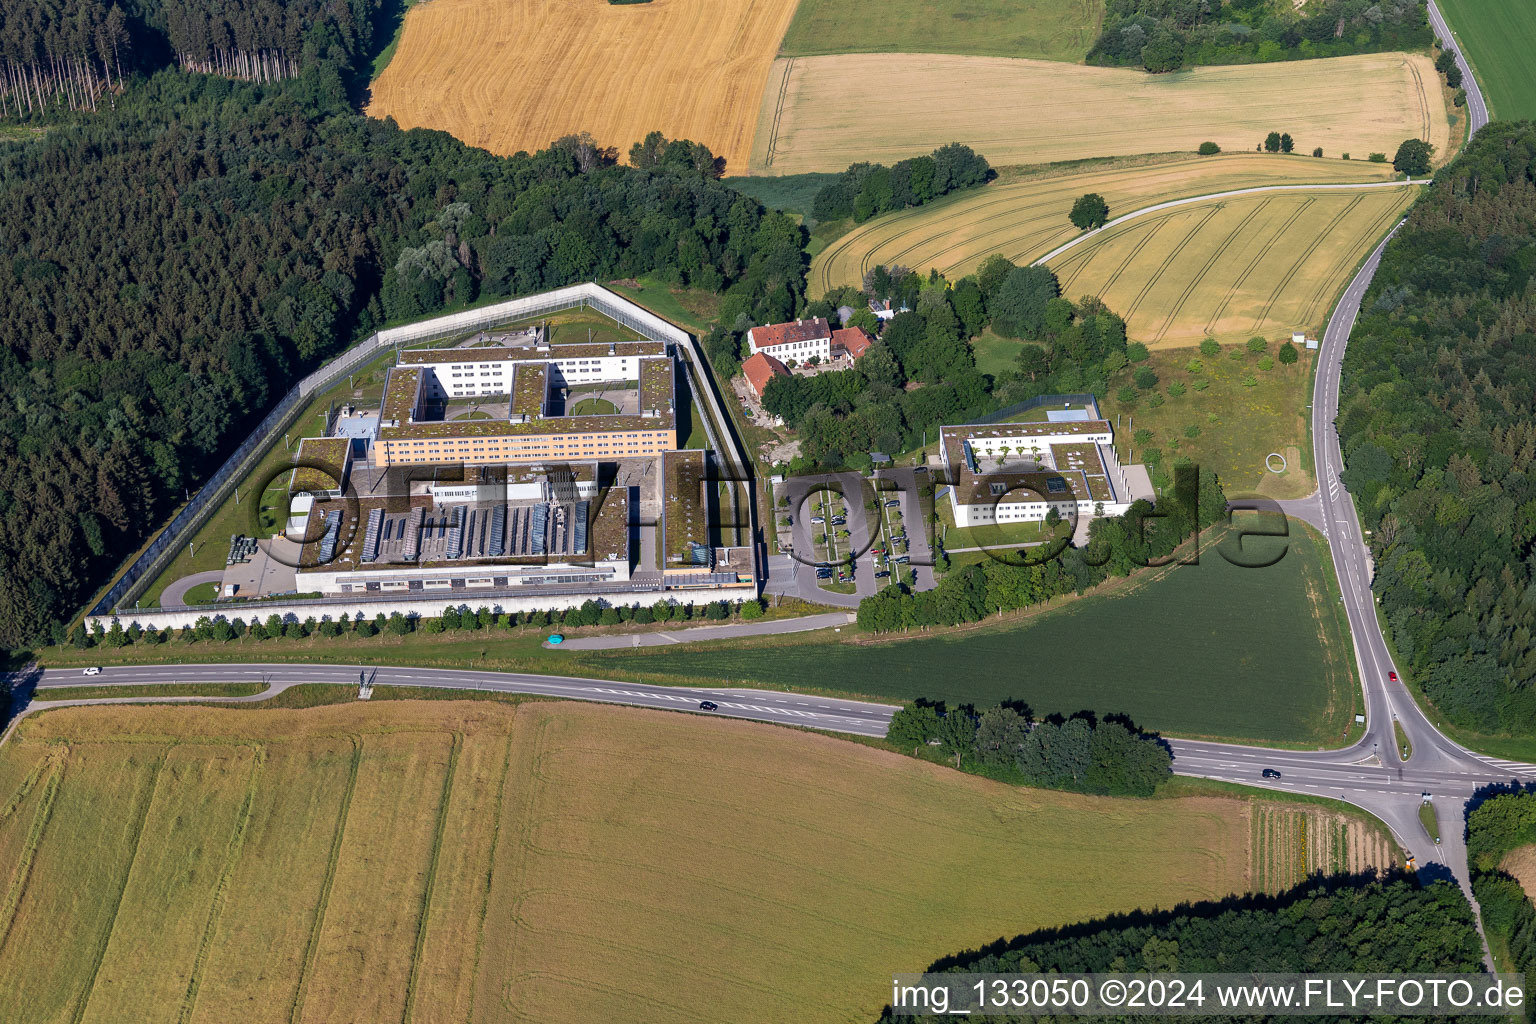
top-left (752, 51), bottom-right (1447, 175)
top-left (0, 699), bottom-right (1277, 1024)
top-left (1047, 183), bottom-right (1420, 347)
top-left (368, 0), bottom-right (799, 173)
top-left (811, 153), bottom-right (1397, 295)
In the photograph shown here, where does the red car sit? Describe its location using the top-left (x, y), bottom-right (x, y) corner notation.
top-left (1388, 671), bottom-right (1399, 682)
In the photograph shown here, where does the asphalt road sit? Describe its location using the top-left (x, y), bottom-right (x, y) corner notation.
top-left (22, 663), bottom-right (900, 738)
top-left (1427, 0), bottom-right (1491, 134)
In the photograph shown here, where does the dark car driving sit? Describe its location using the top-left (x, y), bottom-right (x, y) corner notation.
top-left (698, 700), bottom-right (719, 711)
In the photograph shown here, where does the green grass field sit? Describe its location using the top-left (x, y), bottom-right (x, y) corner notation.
top-left (722, 173), bottom-right (840, 220)
top-left (591, 527), bottom-right (1358, 745)
top-left (1100, 343), bottom-right (1318, 499)
top-left (569, 397), bottom-right (618, 415)
top-left (1437, 0), bottom-right (1536, 120)
top-left (778, 0), bottom-right (1103, 61)
top-left (0, 699), bottom-right (1263, 1023)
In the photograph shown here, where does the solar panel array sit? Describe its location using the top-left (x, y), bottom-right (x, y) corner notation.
top-left (317, 510), bottom-right (343, 563)
top-left (530, 504), bottom-right (549, 556)
top-left (488, 505), bottom-right (507, 556)
top-left (446, 505), bottom-right (466, 559)
top-left (360, 508), bottom-right (384, 563)
top-left (572, 500), bottom-right (589, 554)
top-left (405, 506), bottom-right (424, 559)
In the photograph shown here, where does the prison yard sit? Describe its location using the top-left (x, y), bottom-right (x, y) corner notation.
top-left (367, 0), bottom-right (800, 173)
top-left (1048, 184), bottom-right (1420, 349)
top-left (810, 153), bottom-right (1400, 296)
top-left (131, 303), bottom-right (701, 611)
top-left (751, 52), bottom-right (1447, 175)
top-left (0, 699), bottom-right (1397, 1024)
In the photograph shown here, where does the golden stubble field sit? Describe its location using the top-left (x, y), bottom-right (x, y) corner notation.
top-left (1048, 183), bottom-right (1421, 347)
top-left (368, 0), bottom-right (800, 173)
top-left (811, 153), bottom-right (1397, 295)
top-left (0, 699), bottom-right (1356, 1023)
top-left (752, 51), bottom-right (1448, 174)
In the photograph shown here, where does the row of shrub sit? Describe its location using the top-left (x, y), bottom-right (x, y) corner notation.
top-left (72, 598), bottom-right (766, 648)
top-left (886, 700), bottom-right (1173, 797)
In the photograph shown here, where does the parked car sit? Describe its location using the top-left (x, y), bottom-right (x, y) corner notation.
top-left (874, 570), bottom-right (891, 579)
top-left (82, 666), bottom-right (102, 676)
top-left (816, 569), bottom-right (833, 580)
top-left (698, 700), bottom-right (719, 711)
top-left (810, 515), bottom-right (825, 524)
top-left (895, 555), bottom-right (911, 564)
top-left (885, 499), bottom-right (901, 508)
top-left (871, 547), bottom-right (885, 556)
top-left (830, 518), bottom-right (847, 526)
top-left (1261, 768), bottom-right (1282, 779)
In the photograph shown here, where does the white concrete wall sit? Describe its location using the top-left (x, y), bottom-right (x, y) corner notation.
top-left (89, 585), bottom-right (664, 633)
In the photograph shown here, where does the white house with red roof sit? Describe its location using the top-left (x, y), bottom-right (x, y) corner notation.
top-left (746, 317), bottom-right (832, 363)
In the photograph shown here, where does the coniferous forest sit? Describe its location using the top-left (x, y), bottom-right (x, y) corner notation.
top-left (880, 877), bottom-right (1483, 1024)
top-left (1339, 121), bottom-right (1536, 736)
top-left (0, 16), bottom-right (807, 648)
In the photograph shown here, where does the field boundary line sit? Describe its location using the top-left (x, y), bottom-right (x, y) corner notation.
top-left (762, 57), bottom-right (794, 170)
top-left (465, 728), bottom-right (517, 1020)
top-left (1034, 179), bottom-right (1421, 268)
top-left (70, 750), bottom-right (169, 1024)
top-left (178, 744), bottom-right (265, 1024)
top-left (0, 751), bottom-right (65, 954)
top-left (289, 734), bottom-right (362, 1024)
top-left (402, 730), bottom-right (462, 1024)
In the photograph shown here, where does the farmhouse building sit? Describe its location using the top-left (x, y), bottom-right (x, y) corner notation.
top-left (746, 317), bottom-right (832, 363)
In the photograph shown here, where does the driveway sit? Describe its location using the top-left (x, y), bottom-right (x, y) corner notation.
top-left (159, 570), bottom-right (224, 608)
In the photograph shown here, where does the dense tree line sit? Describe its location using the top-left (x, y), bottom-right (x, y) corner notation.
top-left (1337, 122), bottom-right (1536, 734)
top-left (887, 701), bottom-right (1172, 796)
top-left (0, 66), bottom-right (805, 648)
top-left (810, 144), bottom-right (991, 224)
top-left (1088, 0), bottom-right (1432, 73)
top-left (72, 596), bottom-right (766, 648)
top-left (0, 0), bottom-right (133, 113)
top-left (856, 466), bottom-right (1227, 632)
top-left (0, 0), bottom-right (377, 114)
top-left (748, 259), bottom-right (1129, 472)
top-left (1465, 792), bottom-right (1536, 1011)
top-left (878, 876), bottom-right (1481, 1023)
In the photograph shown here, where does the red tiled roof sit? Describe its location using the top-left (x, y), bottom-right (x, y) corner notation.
top-left (742, 352), bottom-right (789, 397)
top-left (749, 317), bottom-right (831, 350)
top-left (832, 326), bottom-right (873, 359)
